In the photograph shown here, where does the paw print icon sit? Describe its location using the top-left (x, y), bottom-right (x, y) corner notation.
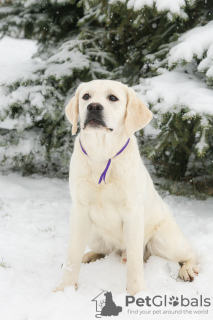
top-left (169, 296), bottom-right (179, 307)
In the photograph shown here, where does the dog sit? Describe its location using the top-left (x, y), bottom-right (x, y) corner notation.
top-left (54, 79), bottom-right (199, 295)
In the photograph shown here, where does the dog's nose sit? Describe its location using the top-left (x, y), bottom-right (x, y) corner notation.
top-left (87, 103), bottom-right (103, 111)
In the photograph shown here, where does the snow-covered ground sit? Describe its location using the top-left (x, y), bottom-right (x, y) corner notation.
top-left (0, 173), bottom-right (212, 320)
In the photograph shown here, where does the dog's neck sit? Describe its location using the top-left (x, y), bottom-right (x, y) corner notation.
top-left (79, 127), bottom-right (129, 162)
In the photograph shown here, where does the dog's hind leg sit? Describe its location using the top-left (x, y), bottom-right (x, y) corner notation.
top-left (146, 216), bottom-right (200, 282)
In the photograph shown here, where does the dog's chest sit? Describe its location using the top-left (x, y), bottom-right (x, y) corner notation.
top-left (76, 177), bottom-right (128, 232)
top-left (78, 176), bottom-right (128, 205)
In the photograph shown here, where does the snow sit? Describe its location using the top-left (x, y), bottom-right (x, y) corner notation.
top-left (206, 66), bottom-right (213, 79)
top-left (0, 118), bottom-right (18, 130)
top-left (0, 36), bottom-right (37, 66)
top-left (198, 43), bottom-right (213, 81)
top-left (195, 131), bottom-right (208, 155)
top-left (134, 67), bottom-right (212, 154)
top-left (0, 36), bottom-right (38, 132)
top-left (0, 173), bottom-right (212, 320)
top-left (198, 44), bottom-right (213, 73)
top-left (168, 21), bottom-right (213, 67)
top-left (44, 38), bottom-right (114, 81)
top-left (0, 36), bottom-right (37, 84)
top-left (109, 0), bottom-right (193, 16)
top-left (0, 36), bottom-right (38, 83)
top-left (135, 68), bottom-right (213, 116)
top-left (45, 40), bottom-right (90, 80)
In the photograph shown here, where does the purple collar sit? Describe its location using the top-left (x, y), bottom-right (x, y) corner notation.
top-left (79, 138), bottom-right (130, 184)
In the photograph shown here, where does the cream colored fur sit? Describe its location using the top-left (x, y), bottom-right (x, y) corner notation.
top-left (55, 80), bottom-right (199, 295)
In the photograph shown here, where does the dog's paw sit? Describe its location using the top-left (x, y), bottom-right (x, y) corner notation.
top-left (179, 262), bottom-right (200, 282)
top-left (82, 251), bottom-right (105, 263)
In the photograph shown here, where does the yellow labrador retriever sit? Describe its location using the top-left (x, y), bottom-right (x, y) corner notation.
top-left (55, 80), bottom-right (199, 295)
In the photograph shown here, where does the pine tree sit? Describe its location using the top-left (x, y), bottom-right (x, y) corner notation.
top-left (0, 0), bottom-right (212, 195)
top-left (0, 0), bottom-right (115, 176)
top-left (83, 0), bottom-right (213, 192)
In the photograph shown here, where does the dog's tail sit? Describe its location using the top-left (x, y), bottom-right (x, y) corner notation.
top-left (117, 306), bottom-right (122, 313)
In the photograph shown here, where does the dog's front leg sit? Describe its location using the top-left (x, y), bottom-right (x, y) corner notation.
top-left (54, 204), bottom-right (91, 292)
top-left (123, 207), bottom-right (146, 296)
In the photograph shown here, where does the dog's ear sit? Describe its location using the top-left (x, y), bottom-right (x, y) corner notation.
top-left (125, 87), bottom-right (153, 137)
top-left (65, 84), bottom-right (84, 135)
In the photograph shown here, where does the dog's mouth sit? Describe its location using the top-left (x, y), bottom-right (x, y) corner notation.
top-left (85, 119), bottom-right (105, 127)
top-left (83, 118), bottom-right (113, 131)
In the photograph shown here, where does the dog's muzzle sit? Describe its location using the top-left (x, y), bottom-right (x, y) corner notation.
top-left (83, 103), bottom-right (107, 128)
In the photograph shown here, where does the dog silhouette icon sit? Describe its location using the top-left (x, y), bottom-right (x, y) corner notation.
top-left (101, 291), bottom-right (122, 316)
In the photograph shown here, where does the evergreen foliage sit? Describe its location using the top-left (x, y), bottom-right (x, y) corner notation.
top-left (0, 0), bottom-right (115, 175)
top-left (0, 0), bottom-right (212, 194)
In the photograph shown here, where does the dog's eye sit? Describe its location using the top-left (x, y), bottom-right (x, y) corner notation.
top-left (82, 94), bottom-right (90, 100)
top-left (108, 95), bottom-right (118, 102)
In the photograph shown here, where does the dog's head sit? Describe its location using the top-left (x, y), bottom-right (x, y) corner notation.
top-left (65, 80), bottom-right (153, 137)
top-left (104, 291), bottom-right (112, 299)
